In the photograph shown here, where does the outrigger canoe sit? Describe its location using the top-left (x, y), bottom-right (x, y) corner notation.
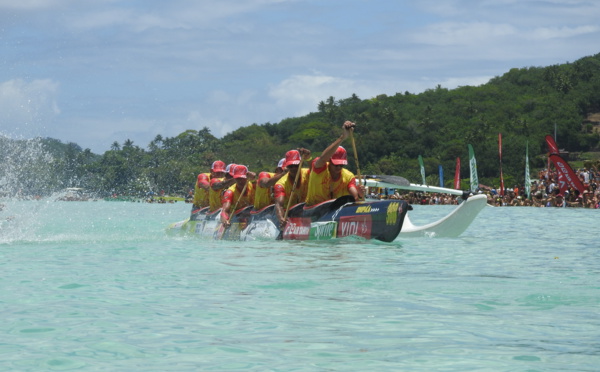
top-left (167, 196), bottom-right (409, 243)
top-left (167, 175), bottom-right (488, 241)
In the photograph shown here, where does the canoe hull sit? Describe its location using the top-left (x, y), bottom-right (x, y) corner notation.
top-left (168, 198), bottom-right (409, 243)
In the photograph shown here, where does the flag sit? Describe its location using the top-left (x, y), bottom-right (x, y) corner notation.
top-left (438, 165), bottom-right (444, 188)
top-left (454, 157), bottom-right (461, 189)
top-left (525, 141), bottom-right (531, 199)
top-left (545, 135), bottom-right (560, 154)
top-left (545, 135), bottom-right (585, 195)
top-left (499, 133), bottom-right (505, 196)
top-left (549, 154), bottom-right (585, 195)
top-left (468, 144), bottom-right (478, 192)
top-left (418, 155), bottom-right (426, 185)
top-left (545, 134), bottom-right (558, 180)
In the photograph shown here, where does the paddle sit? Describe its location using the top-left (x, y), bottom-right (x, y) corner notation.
top-left (349, 128), bottom-right (367, 201)
top-left (230, 181), bottom-right (248, 216)
top-left (276, 158), bottom-right (304, 240)
top-left (349, 128), bottom-right (363, 185)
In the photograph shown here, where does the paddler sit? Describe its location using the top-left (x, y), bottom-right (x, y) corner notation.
top-left (253, 158), bottom-right (287, 211)
top-left (207, 162), bottom-right (236, 212)
top-left (193, 160), bottom-right (225, 209)
top-left (304, 120), bottom-right (364, 207)
top-left (192, 172), bottom-right (210, 208)
top-left (274, 148), bottom-right (312, 228)
top-left (220, 165), bottom-right (255, 227)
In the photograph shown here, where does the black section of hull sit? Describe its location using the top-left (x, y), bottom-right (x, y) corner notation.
top-left (282, 198), bottom-right (408, 242)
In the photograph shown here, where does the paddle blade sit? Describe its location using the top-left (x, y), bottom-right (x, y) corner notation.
top-left (214, 223), bottom-right (226, 240)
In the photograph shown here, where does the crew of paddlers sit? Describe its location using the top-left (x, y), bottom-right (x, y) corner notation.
top-left (191, 121), bottom-right (366, 228)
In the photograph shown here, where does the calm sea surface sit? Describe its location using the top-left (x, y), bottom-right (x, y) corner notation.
top-left (1, 199), bottom-right (598, 371)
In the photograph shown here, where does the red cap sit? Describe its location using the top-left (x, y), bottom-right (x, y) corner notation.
top-left (284, 150), bottom-right (301, 168)
top-left (330, 146), bottom-right (348, 165)
top-left (211, 160), bottom-right (226, 172)
top-left (232, 165), bottom-right (248, 179)
top-left (226, 163), bottom-right (237, 177)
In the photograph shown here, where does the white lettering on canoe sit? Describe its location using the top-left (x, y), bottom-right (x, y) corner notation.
top-left (285, 222), bottom-right (310, 236)
top-left (341, 221), bottom-right (359, 236)
top-left (312, 222), bottom-right (335, 238)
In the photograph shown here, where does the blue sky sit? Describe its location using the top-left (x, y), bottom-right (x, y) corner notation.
top-left (1, 0), bottom-right (598, 153)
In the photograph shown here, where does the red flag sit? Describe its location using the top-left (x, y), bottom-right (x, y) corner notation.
top-left (454, 157), bottom-right (461, 189)
top-left (545, 134), bottom-right (559, 180)
top-left (499, 133), bottom-right (505, 196)
top-left (549, 154), bottom-right (585, 195)
top-left (545, 135), bottom-right (560, 154)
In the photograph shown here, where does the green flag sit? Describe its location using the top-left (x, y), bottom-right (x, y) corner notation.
top-left (468, 144), bottom-right (478, 192)
top-left (525, 141), bottom-right (531, 199)
top-left (418, 155), bottom-right (426, 185)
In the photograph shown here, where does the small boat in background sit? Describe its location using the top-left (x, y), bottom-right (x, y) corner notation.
top-left (55, 188), bottom-right (90, 201)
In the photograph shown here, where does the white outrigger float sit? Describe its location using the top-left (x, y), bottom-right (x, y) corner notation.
top-left (364, 176), bottom-right (487, 238)
top-left (167, 175), bottom-right (487, 241)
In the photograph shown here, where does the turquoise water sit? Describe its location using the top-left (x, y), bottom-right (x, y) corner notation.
top-left (1, 200), bottom-right (598, 371)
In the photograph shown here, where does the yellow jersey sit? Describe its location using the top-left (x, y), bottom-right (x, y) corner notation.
top-left (305, 159), bottom-right (357, 206)
top-left (222, 181), bottom-right (255, 211)
top-left (254, 172), bottom-right (275, 210)
top-left (274, 168), bottom-right (310, 207)
top-left (208, 177), bottom-right (225, 212)
top-left (193, 172), bottom-right (210, 208)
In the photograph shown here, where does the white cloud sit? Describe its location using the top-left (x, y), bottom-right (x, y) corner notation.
top-left (268, 74), bottom-right (361, 116)
top-left (423, 75), bottom-right (494, 90)
top-left (267, 72), bottom-right (460, 116)
top-left (68, 9), bottom-right (135, 30)
top-left (184, 110), bottom-right (235, 139)
top-left (65, 0), bottom-right (290, 33)
top-left (413, 22), bottom-right (517, 46)
top-left (530, 25), bottom-right (599, 40)
top-left (0, 79), bottom-right (60, 136)
top-left (56, 115), bottom-right (175, 152)
top-left (0, 0), bottom-right (69, 10)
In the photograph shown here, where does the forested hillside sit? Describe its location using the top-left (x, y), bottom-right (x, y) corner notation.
top-left (3, 53), bottom-right (600, 196)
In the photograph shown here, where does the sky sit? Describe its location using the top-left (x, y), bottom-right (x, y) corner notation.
top-left (1, 0), bottom-right (598, 154)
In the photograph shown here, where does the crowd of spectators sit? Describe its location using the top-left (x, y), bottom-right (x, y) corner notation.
top-left (484, 166), bottom-right (599, 208)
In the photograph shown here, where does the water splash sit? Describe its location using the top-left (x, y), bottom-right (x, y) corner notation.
top-left (1, 135), bottom-right (55, 243)
top-left (0, 135), bottom-right (55, 199)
